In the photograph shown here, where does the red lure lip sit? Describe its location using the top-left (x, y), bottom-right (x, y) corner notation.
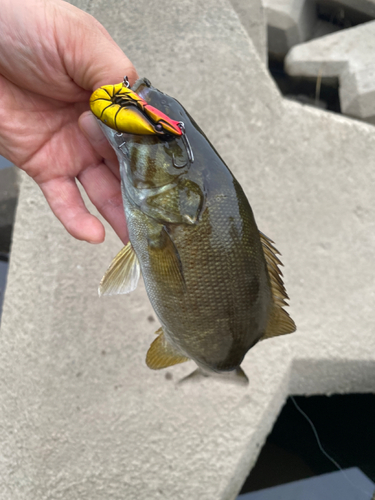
top-left (143, 103), bottom-right (183, 136)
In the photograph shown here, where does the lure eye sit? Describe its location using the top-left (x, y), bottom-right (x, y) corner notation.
top-left (155, 124), bottom-right (163, 132)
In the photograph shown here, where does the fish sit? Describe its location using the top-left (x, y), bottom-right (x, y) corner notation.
top-left (90, 77), bottom-right (296, 382)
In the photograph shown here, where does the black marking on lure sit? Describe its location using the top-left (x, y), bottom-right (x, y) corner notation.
top-left (100, 103), bottom-right (114, 119)
top-left (114, 106), bottom-right (122, 130)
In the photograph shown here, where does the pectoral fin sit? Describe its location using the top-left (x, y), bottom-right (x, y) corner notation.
top-left (99, 242), bottom-right (140, 296)
top-left (146, 328), bottom-right (189, 369)
top-left (148, 227), bottom-right (186, 291)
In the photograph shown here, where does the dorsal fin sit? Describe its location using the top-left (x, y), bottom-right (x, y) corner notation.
top-left (259, 231), bottom-right (296, 339)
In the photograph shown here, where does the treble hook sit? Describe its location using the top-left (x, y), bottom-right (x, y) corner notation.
top-left (122, 75), bottom-right (130, 88)
top-left (114, 131), bottom-right (129, 155)
top-left (172, 122), bottom-right (194, 168)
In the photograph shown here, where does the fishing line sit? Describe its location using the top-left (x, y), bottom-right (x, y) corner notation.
top-left (290, 396), bottom-right (375, 499)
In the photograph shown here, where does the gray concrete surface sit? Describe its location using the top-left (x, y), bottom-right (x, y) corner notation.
top-left (230, 0), bottom-right (267, 64)
top-left (285, 20), bottom-right (375, 124)
top-left (263, 0), bottom-right (317, 57)
top-left (1, 1), bottom-right (375, 500)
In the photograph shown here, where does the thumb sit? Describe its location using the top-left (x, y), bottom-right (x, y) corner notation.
top-left (56, 2), bottom-right (138, 91)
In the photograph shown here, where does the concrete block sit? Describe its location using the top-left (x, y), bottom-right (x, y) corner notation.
top-left (1, 1), bottom-right (375, 500)
top-left (263, 0), bottom-right (317, 57)
top-left (285, 20), bottom-right (375, 123)
top-left (229, 0), bottom-right (267, 64)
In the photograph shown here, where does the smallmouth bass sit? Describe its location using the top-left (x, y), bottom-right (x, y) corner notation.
top-left (90, 77), bottom-right (296, 381)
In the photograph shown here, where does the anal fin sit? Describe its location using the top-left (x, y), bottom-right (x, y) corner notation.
top-left (146, 329), bottom-right (189, 370)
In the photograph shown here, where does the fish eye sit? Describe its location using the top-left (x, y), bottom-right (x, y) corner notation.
top-left (155, 123), bottom-right (163, 132)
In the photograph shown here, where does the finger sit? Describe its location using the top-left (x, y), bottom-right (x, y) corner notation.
top-left (79, 38), bottom-right (138, 91)
top-left (57, 6), bottom-right (139, 92)
top-left (39, 176), bottom-right (105, 244)
top-left (103, 157), bottom-right (122, 182)
top-left (79, 111), bottom-right (121, 181)
top-left (77, 161), bottom-right (128, 244)
top-left (79, 111), bottom-right (118, 163)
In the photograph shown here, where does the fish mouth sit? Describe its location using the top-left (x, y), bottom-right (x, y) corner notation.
top-left (91, 79), bottom-right (195, 176)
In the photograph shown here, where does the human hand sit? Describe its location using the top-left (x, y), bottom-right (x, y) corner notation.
top-left (0, 0), bottom-right (138, 243)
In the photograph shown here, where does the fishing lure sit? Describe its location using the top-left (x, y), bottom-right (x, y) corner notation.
top-left (90, 76), bottom-right (194, 167)
top-left (90, 76), bottom-right (182, 137)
